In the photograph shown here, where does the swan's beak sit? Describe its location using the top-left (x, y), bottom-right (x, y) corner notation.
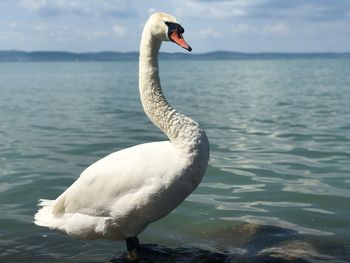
top-left (170, 32), bottom-right (192, 52)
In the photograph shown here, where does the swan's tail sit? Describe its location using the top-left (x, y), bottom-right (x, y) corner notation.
top-left (34, 198), bottom-right (118, 240)
top-left (34, 199), bottom-right (58, 228)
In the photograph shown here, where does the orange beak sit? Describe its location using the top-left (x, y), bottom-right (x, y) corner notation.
top-left (170, 32), bottom-right (192, 52)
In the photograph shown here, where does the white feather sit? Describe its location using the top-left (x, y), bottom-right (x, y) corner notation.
top-left (34, 12), bottom-right (209, 241)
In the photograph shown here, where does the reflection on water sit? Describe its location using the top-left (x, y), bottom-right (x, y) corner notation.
top-left (188, 194), bottom-right (314, 213)
top-left (222, 215), bottom-right (333, 236)
top-left (201, 182), bottom-right (266, 193)
top-left (0, 60), bottom-right (350, 262)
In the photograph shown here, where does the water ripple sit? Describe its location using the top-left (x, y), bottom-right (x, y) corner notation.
top-left (282, 179), bottom-right (350, 197)
top-left (188, 194), bottom-right (311, 213)
top-left (200, 182), bottom-right (266, 193)
top-left (1, 60), bottom-right (350, 262)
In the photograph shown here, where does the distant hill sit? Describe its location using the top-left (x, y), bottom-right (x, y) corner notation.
top-left (1, 50), bottom-right (350, 61)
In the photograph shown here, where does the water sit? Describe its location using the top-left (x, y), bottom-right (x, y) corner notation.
top-left (0, 59), bottom-right (350, 262)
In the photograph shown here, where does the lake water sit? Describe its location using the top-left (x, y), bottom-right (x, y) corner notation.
top-left (0, 59), bottom-right (350, 262)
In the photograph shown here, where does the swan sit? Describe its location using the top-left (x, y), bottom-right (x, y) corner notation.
top-left (34, 12), bottom-right (209, 261)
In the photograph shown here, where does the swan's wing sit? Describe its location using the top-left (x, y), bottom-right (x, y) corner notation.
top-left (52, 141), bottom-right (187, 219)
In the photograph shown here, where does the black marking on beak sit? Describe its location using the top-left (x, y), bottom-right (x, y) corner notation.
top-left (165, 21), bottom-right (184, 38)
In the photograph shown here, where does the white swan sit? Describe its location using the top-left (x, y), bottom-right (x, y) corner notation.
top-left (34, 12), bottom-right (209, 261)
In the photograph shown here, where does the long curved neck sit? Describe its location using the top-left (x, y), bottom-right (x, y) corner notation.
top-left (139, 28), bottom-right (199, 147)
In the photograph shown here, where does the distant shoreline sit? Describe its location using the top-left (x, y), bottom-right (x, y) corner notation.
top-left (1, 50), bottom-right (350, 61)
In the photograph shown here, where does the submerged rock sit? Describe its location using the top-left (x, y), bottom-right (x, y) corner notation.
top-left (109, 244), bottom-right (227, 263)
top-left (109, 244), bottom-right (309, 263)
top-left (260, 240), bottom-right (348, 263)
top-left (108, 223), bottom-right (348, 263)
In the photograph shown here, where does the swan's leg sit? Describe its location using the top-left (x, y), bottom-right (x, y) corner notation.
top-left (126, 236), bottom-right (139, 261)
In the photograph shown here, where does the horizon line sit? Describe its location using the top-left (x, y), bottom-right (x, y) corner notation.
top-left (2, 50), bottom-right (350, 55)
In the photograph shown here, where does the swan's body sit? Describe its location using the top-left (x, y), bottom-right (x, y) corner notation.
top-left (34, 12), bottom-right (209, 255)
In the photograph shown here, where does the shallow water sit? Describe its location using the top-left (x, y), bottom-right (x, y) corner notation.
top-left (0, 59), bottom-right (349, 262)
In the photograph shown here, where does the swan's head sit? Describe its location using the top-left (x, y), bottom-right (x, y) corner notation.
top-left (146, 12), bottom-right (192, 52)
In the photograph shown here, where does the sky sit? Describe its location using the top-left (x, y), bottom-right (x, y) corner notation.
top-left (1, 0), bottom-right (350, 53)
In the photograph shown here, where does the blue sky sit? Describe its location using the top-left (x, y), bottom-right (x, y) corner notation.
top-left (1, 0), bottom-right (350, 53)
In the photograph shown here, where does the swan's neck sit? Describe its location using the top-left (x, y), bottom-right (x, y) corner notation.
top-left (139, 30), bottom-right (200, 149)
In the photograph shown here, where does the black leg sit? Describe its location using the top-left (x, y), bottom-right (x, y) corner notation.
top-left (126, 236), bottom-right (139, 261)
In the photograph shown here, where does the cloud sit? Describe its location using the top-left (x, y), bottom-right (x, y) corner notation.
top-left (29, 22), bottom-right (127, 42)
top-left (3, 0), bottom-right (350, 52)
top-left (231, 24), bottom-right (257, 34)
top-left (176, 0), bottom-right (259, 19)
top-left (113, 25), bottom-right (127, 37)
top-left (20, 0), bottom-right (136, 18)
top-left (178, 0), bottom-right (350, 21)
top-left (242, 0), bottom-right (350, 21)
top-left (199, 28), bottom-right (223, 38)
top-left (230, 22), bottom-right (290, 36)
top-left (262, 22), bottom-right (289, 34)
top-left (9, 21), bottom-right (18, 28)
top-left (148, 7), bottom-right (159, 15)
